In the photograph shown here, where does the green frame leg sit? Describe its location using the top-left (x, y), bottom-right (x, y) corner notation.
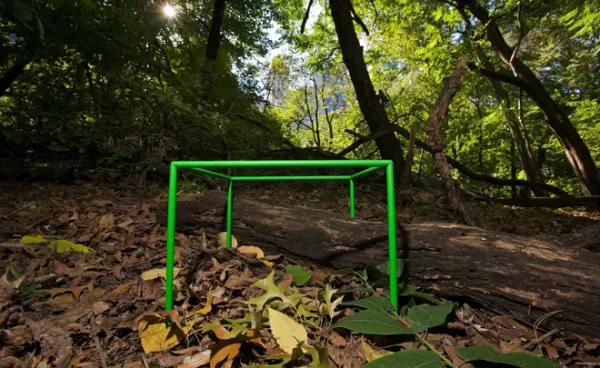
top-left (165, 163), bottom-right (178, 311)
top-left (226, 179), bottom-right (233, 248)
top-left (349, 179), bottom-right (355, 219)
top-left (386, 163), bottom-right (398, 311)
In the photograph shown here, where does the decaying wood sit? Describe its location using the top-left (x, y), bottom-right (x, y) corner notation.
top-left (157, 192), bottom-right (600, 337)
top-left (498, 196), bottom-right (600, 209)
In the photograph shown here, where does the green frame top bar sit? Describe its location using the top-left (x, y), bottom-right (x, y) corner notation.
top-left (173, 159), bottom-right (391, 168)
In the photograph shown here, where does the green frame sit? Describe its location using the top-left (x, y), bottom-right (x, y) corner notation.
top-left (165, 160), bottom-right (399, 312)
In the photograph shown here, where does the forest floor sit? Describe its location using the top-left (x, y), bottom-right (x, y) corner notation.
top-left (0, 180), bottom-right (599, 367)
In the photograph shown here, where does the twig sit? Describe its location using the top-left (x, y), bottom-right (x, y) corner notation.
top-left (91, 316), bottom-right (109, 368)
top-left (522, 328), bottom-right (560, 350)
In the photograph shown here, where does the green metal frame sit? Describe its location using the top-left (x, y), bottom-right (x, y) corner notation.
top-left (165, 160), bottom-right (398, 312)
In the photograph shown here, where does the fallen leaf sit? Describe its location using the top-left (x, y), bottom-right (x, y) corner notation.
top-left (362, 340), bottom-right (392, 362)
top-left (210, 342), bottom-right (241, 368)
top-left (267, 308), bottom-right (307, 354)
top-left (138, 313), bottom-right (192, 353)
top-left (224, 275), bottom-right (253, 290)
top-left (20, 235), bottom-right (47, 244)
top-left (238, 246), bottom-right (265, 259)
top-left (92, 301), bottom-right (110, 315)
top-left (49, 239), bottom-right (91, 253)
top-left (47, 282), bottom-right (94, 300)
top-left (98, 214), bottom-right (115, 230)
top-left (141, 267), bottom-right (182, 281)
top-left (178, 349), bottom-right (211, 368)
top-left (217, 232), bottom-right (238, 248)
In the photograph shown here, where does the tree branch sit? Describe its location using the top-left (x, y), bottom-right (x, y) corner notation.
top-left (467, 62), bottom-right (532, 90)
top-left (300, 0), bottom-right (315, 34)
top-left (341, 124), bottom-right (571, 197)
top-left (349, 0), bottom-right (370, 36)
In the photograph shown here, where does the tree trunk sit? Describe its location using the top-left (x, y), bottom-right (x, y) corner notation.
top-left (0, 59), bottom-right (28, 98)
top-left (206, 0), bottom-right (226, 60)
top-left (425, 57), bottom-right (468, 213)
top-left (156, 193), bottom-right (600, 338)
top-left (328, 0), bottom-right (405, 175)
top-left (476, 49), bottom-right (543, 195)
top-left (459, 0), bottom-right (600, 195)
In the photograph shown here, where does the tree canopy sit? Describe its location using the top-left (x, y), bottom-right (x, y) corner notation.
top-left (1, 0), bottom-right (598, 197)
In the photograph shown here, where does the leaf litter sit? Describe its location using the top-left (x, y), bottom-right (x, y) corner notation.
top-left (0, 182), bottom-right (598, 367)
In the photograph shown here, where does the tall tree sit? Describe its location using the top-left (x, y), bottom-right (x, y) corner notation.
top-left (206, 0), bottom-right (227, 60)
top-left (457, 0), bottom-right (600, 195)
top-left (328, 0), bottom-right (405, 174)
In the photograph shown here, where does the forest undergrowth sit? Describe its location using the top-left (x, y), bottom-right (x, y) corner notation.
top-left (0, 180), bottom-right (599, 367)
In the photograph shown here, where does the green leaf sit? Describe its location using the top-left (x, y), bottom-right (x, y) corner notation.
top-left (364, 349), bottom-right (443, 368)
top-left (330, 310), bottom-right (413, 335)
top-left (456, 345), bottom-right (560, 368)
top-left (406, 303), bottom-right (453, 333)
top-left (342, 296), bottom-right (394, 313)
top-left (399, 284), bottom-right (443, 305)
top-left (284, 265), bottom-right (311, 286)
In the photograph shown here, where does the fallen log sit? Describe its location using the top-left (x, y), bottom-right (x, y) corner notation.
top-left (498, 196), bottom-right (600, 209)
top-left (157, 192), bottom-right (600, 337)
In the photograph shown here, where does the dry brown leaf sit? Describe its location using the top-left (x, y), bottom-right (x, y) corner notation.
top-left (98, 214), bottom-right (115, 230)
top-left (543, 343), bottom-right (559, 359)
top-left (224, 275), bottom-right (253, 290)
top-left (141, 267), bottom-right (181, 281)
top-left (92, 301), bottom-right (110, 315)
top-left (210, 342), bottom-right (241, 368)
top-left (47, 282), bottom-right (94, 301)
top-left (329, 331), bottom-right (346, 347)
top-left (27, 320), bottom-right (73, 364)
top-left (177, 349), bottom-right (211, 368)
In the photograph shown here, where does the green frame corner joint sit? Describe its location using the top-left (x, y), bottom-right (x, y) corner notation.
top-left (165, 160), bottom-right (398, 311)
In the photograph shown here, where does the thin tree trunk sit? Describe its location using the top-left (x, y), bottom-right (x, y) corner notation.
top-left (425, 57), bottom-right (468, 217)
top-left (0, 59), bottom-right (28, 97)
top-left (328, 0), bottom-right (405, 176)
top-left (476, 49), bottom-right (543, 195)
top-left (206, 0), bottom-right (226, 60)
top-left (459, 0), bottom-right (600, 195)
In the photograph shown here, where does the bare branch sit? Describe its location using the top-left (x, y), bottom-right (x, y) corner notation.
top-left (300, 0), bottom-right (314, 34)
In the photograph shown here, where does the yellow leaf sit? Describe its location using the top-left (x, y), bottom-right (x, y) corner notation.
top-left (138, 313), bottom-right (192, 353)
top-left (141, 267), bottom-right (181, 281)
top-left (49, 240), bottom-right (91, 253)
top-left (186, 294), bottom-right (212, 320)
top-left (261, 260), bottom-right (274, 268)
top-left (217, 232), bottom-right (238, 248)
top-left (267, 308), bottom-right (307, 354)
top-left (362, 340), bottom-right (393, 362)
top-left (238, 245), bottom-right (264, 259)
top-left (20, 235), bottom-right (47, 244)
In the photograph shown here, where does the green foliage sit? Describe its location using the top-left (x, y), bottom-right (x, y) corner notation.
top-left (283, 265), bottom-right (311, 286)
top-left (456, 345), bottom-right (560, 368)
top-left (364, 350), bottom-right (443, 368)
